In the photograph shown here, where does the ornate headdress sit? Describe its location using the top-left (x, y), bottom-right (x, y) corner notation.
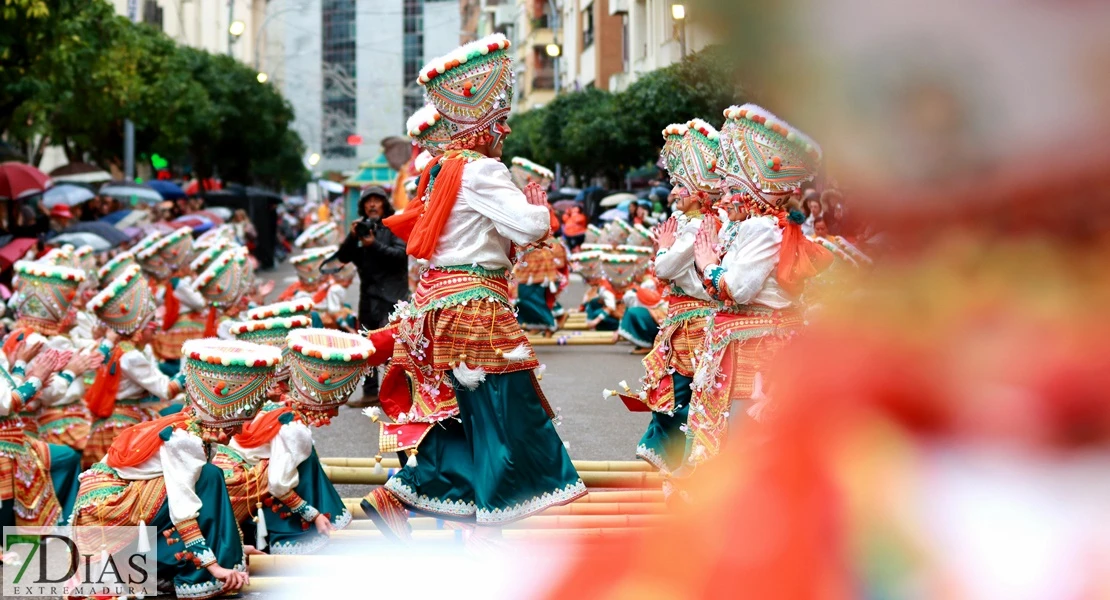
top-left (98, 251), bottom-right (138, 284)
top-left (246, 299), bottom-right (315, 321)
top-left (294, 222), bottom-right (340, 249)
top-left (41, 245), bottom-right (77, 268)
top-left (189, 245), bottom-right (225, 276)
top-left (407, 104), bottom-right (454, 156)
top-left (131, 231), bottom-right (163, 255)
top-left (718, 104), bottom-right (822, 208)
top-left (418, 33), bottom-right (514, 146)
top-left (12, 261), bottom-right (86, 336)
top-left (87, 264), bottom-right (156, 336)
top-left (72, 244), bottom-right (97, 278)
top-left (285, 328), bottom-right (375, 425)
top-left (661, 122), bottom-right (689, 178)
top-left (510, 157), bottom-right (554, 190)
top-left (228, 315), bottom-right (312, 381)
top-left (181, 339), bottom-right (282, 440)
top-left (678, 119), bottom-right (724, 197)
top-left (195, 225), bottom-right (235, 249)
top-left (195, 248), bottom-right (246, 308)
top-left (137, 226), bottom-right (194, 280)
top-left (290, 245), bottom-right (337, 288)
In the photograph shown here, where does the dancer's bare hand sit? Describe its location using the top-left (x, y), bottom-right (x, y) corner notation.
top-left (242, 545), bottom-right (267, 556)
top-left (207, 564), bottom-right (248, 592)
top-left (314, 514), bottom-right (335, 536)
top-left (693, 224), bottom-right (720, 274)
top-left (13, 338), bottom-right (42, 363)
top-left (654, 218), bottom-right (678, 252)
top-left (523, 182), bottom-right (548, 207)
top-left (65, 350), bottom-right (100, 375)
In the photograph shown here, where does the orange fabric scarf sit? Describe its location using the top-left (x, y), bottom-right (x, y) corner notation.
top-left (233, 406), bottom-right (295, 449)
top-left (776, 220), bottom-right (834, 297)
top-left (86, 346), bottom-right (124, 419)
top-left (202, 306), bottom-right (219, 338)
top-left (383, 153), bottom-right (469, 260)
top-left (105, 412), bottom-right (190, 469)
top-left (162, 281), bottom-right (180, 330)
top-left (2, 326), bottom-right (34, 358)
top-left (277, 283), bottom-right (329, 305)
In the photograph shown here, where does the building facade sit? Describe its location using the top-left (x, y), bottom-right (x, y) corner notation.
top-left (609, 0), bottom-right (712, 91)
top-left (108, 0), bottom-right (265, 67)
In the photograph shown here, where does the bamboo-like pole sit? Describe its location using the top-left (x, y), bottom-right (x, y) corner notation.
top-left (320, 457), bottom-right (653, 472)
top-left (526, 332), bottom-right (619, 346)
top-left (325, 466), bottom-right (661, 488)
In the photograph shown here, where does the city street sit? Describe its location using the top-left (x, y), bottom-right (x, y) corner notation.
top-left (259, 259), bottom-right (651, 497)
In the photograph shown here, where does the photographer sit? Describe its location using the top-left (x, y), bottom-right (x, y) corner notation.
top-left (336, 187), bottom-right (409, 405)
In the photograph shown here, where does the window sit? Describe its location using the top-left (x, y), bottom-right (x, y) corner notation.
top-left (142, 0), bottom-right (163, 29)
top-left (322, 0), bottom-right (357, 158)
top-left (402, 0), bottom-right (427, 120)
top-left (582, 6), bottom-right (594, 49)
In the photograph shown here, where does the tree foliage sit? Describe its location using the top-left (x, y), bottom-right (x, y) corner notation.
top-left (505, 45), bottom-right (743, 187)
top-left (0, 0), bottom-right (309, 190)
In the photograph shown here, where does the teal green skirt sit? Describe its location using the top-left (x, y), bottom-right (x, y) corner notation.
top-left (516, 284), bottom-right (557, 331)
top-left (48, 443), bottom-right (81, 524)
top-left (584, 298), bottom-right (620, 331)
top-left (618, 306), bottom-right (660, 349)
top-left (385, 371), bottom-right (586, 525)
top-left (636, 374), bottom-right (692, 472)
top-left (243, 448), bottom-right (352, 555)
top-left (153, 463), bottom-right (245, 600)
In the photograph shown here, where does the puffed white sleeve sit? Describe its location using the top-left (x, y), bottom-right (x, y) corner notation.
top-left (325, 284), bottom-right (346, 314)
top-left (0, 372), bottom-right (16, 417)
top-left (174, 277), bottom-right (207, 313)
top-left (70, 311), bottom-right (98, 345)
top-left (462, 159), bottom-right (551, 245)
top-left (37, 336), bottom-right (76, 407)
top-left (654, 218), bottom-right (700, 281)
top-left (159, 429), bottom-right (207, 524)
top-left (268, 421), bottom-right (314, 500)
top-left (119, 349), bottom-right (173, 400)
top-left (718, 217), bottom-right (782, 305)
top-left (217, 319), bottom-right (234, 340)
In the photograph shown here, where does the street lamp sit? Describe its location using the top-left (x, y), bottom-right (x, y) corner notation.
top-left (671, 4), bottom-right (687, 59)
top-left (229, 20), bottom-right (246, 37)
top-left (546, 43), bottom-right (561, 58)
top-left (307, 153), bottom-right (321, 167)
top-left (257, 72), bottom-right (269, 83)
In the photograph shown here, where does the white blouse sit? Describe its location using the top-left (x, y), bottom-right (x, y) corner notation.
top-left (174, 277), bottom-right (208, 313)
top-left (653, 214), bottom-right (714, 302)
top-left (22, 333), bottom-right (83, 408)
top-left (229, 420), bottom-right (315, 500)
top-left (111, 428), bottom-right (206, 525)
top-left (428, 158), bottom-right (551, 271)
top-left (717, 216), bottom-right (794, 309)
top-left (115, 345), bottom-right (176, 401)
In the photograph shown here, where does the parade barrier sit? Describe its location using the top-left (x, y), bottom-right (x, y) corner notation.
top-left (324, 466), bottom-right (662, 488)
top-left (561, 312), bottom-right (588, 330)
top-left (321, 457), bottom-right (653, 472)
top-left (526, 330), bottom-right (619, 346)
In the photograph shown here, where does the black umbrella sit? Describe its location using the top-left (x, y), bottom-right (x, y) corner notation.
top-left (63, 221), bottom-right (132, 246)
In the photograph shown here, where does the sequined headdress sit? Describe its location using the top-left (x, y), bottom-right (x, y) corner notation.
top-left (195, 248), bottom-right (246, 307)
top-left (294, 222), bottom-right (340, 249)
top-left (285, 328), bottom-right (375, 424)
top-left (660, 122), bottom-right (689, 181)
top-left (137, 227), bottom-right (195, 280)
top-left (290, 245), bottom-right (337, 288)
top-left (98, 251), bottom-right (138, 284)
top-left (195, 224), bottom-right (235, 249)
top-left (510, 157), bottom-right (554, 190)
top-left (418, 33), bottom-right (514, 146)
top-left (12, 261), bottom-right (86, 336)
top-left (246, 299), bottom-right (315, 321)
top-left (718, 104), bottom-right (822, 208)
top-left (182, 339), bottom-right (282, 439)
top-left (189, 245), bottom-right (225, 276)
top-left (678, 119), bottom-right (724, 197)
top-left (228, 315), bottom-right (312, 381)
top-left (87, 264), bottom-right (156, 335)
top-left (407, 104), bottom-right (454, 156)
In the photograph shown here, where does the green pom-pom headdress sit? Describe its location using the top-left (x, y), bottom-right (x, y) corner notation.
top-left (407, 104), bottom-right (454, 156)
top-left (290, 245), bottom-right (338, 288)
top-left (137, 227), bottom-right (195, 280)
top-left (13, 260), bottom-right (86, 336)
top-left (418, 33), bottom-right (514, 144)
top-left (229, 315), bottom-right (312, 381)
top-left (195, 248), bottom-right (246, 308)
top-left (98, 251), bottom-right (138, 284)
top-left (182, 339), bottom-right (282, 439)
top-left (87, 264), bottom-right (155, 336)
top-left (246, 299), bottom-right (315, 321)
top-left (286, 328), bottom-right (376, 424)
top-left (510, 157), bottom-right (554, 190)
top-left (718, 103), bottom-right (822, 208)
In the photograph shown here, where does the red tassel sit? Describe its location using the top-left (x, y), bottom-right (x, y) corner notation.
top-left (85, 347), bottom-right (124, 419)
top-left (203, 306), bottom-right (218, 338)
top-left (277, 282), bottom-right (302, 302)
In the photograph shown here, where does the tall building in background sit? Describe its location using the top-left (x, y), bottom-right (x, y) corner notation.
top-left (108, 0), bottom-right (265, 66)
top-left (514, 0), bottom-right (555, 111)
top-left (557, 0), bottom-right (624, 92)
top-left (608, 0), bottom-right (713, 91)
top-left (261, 0), bottom-right (459, 173)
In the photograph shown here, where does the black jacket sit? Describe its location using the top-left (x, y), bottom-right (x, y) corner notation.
top-left (335, 223), bottom-right (409, 319)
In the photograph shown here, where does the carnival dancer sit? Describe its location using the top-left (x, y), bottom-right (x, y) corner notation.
top-left (0, 345), bottom-right (75, 529)
top-left (617, 286), bottom-right (666, 355)
top-left (685, 104), bottom-right (832, 467)
top-left (72, 339), bottom-right (281, 598)
top-left (294, 221), bottom-right (341, 250)
top-left (217, 327), bottom-right (367, 554)
top-left (135, 227), bottom-right (199, 370)
top-left (321, 261), bottom-right (359, 331)
top-left (359, 34), bottom-right (584, 543)
top-left (83, 264), bottom-right (187, 467)
top-left (607, 120), bottom-right (724, 473)
top-left (509, 157), bottom-right (565, 334)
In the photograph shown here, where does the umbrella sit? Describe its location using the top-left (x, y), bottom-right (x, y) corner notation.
top-left (174, 215), bottom-right (214, 233)
top-left (122, 226), bottom-right (144, 240)
top-left (50, 232), bottom-right (111, 252)
top-left (142, 222), bottom-right (176, 236)
top-left (205, 206), bottom-right (232, 221)
top-left (116, 210), bottom-right (151, 229)
top-left (318, 180), bottom-right (344, 194)
top-left (100, 181), bottom-right (163, 204)
top-left (148, 180), bottom-right (186, 200)
top-left (0, 162), bottom-right (51, 200)
top-left (0, 238), bottom-right (38, 270)
top-left (63, 221), bottom-right (131, 246)
top-left (43, 184), bottom-right (95, 208)
top-left (49, 162), bottom-right (112, 185)
top-left (284, 196), bottom-right (306, 207)
top-left (600, 192), bottom-right (637, 208)
top-left (553, 199), bottom-right (582, 212)
top-left (99, 209), bottom-right (132, 225)
top-left (599, 208), bottom-right (626, 222)
top-left (183, 178), bottom-right (221, 196)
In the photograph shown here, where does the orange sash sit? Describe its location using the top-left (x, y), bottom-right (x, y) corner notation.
top-left (85, 346), bottom-right (124, 419)
top-left (233, 406), bottom-right (295, 449)
top-left (163, 281), bottom-right (180, 330)
top-left (105, 412), bottom-right (189, 469)
top-left (776, 220), bottom-right (834, 297)
top-left (383, 153), bottom-right (468, 260)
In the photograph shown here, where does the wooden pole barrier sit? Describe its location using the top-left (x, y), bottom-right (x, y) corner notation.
top-left (526, 331), bottom-right (618, 346)
top-left (321, 457), bottom-right (653, 472)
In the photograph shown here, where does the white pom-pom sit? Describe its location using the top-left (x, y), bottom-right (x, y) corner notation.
top-left (602, 389), bottom-right (616, 399)
top-left (373, 455), bottom-right (384, 475)
top-left (255, 508), bottom-right (268, 551)
top-left (502, 343), bottom-right (532, 362)
top-left (618, 380), bottom-right (630, 392)
top-left (452, 363), bottom-right (486, 390)
top-left (362, 406), bottom-right (382, 422)
top-left (406, 451), bottom-right (419, 468)
top-left (136, 520), bottom-right (150, 554)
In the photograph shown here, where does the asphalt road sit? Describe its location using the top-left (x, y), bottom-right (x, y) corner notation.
top-left (261, 260), bottom-right (652, 497)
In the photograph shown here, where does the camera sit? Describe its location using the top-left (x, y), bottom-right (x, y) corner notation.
top-left (354, 218), bottom-right (380, 238)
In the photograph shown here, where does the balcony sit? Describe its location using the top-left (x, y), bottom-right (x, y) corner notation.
top-left (524, 26), bottom-right (554, 47)
top-left (609, 0), bottom-right (628, 15)
top-left (532, 68), bottom-right (555, 90)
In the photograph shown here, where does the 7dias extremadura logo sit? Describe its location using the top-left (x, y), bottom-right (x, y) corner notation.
top-left (3, 526), bottom-right (157, 598)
